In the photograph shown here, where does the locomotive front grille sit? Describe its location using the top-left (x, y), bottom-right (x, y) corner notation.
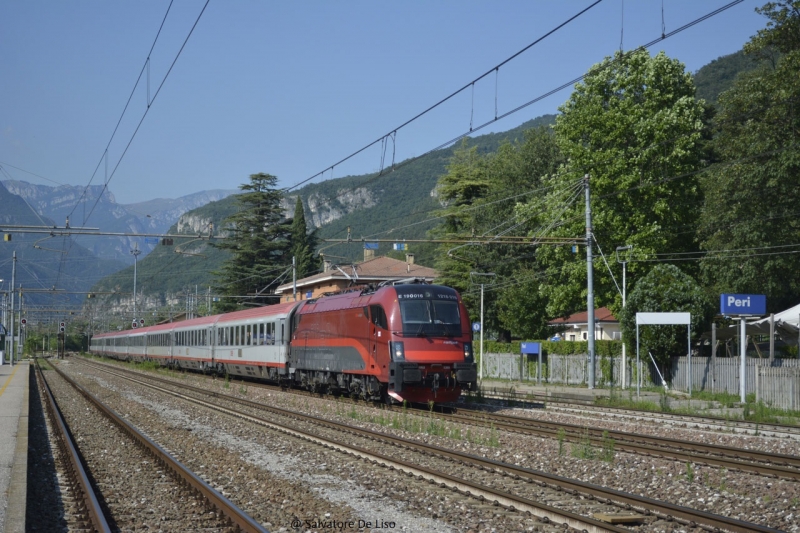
top-left (402, 368), bottom-right (422, 383)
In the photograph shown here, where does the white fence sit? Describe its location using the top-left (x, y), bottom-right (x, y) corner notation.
top-left (482, 352), bottom-right (652, 387)
top-left (757, 367), bottom-right (800, 411)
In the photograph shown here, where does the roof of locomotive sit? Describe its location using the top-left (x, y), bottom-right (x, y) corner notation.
top-left (297, 283), bottom-right (461, 314)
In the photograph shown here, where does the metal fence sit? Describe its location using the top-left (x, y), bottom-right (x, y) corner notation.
top-left (481, 352), bottom-right (800, 410)
top-left (756, 367), bottom-right (800, 411)
top-left (481, 352), bottom-right (654, 388)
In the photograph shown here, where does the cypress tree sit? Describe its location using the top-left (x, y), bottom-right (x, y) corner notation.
top-left (290, 196), bottom-right (318, 280)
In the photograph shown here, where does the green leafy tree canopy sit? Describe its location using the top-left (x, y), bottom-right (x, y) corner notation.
top-left (699, 0), bottom-right (800, 312)
top-left (522, 49), bottom-right (708, 319)
top-left (619, 264), bottom-right (714, 368)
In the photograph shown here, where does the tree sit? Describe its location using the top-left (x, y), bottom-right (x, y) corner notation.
top-left (519, 49), bottom-right (708, 320)
top-left (618, 264), bottom-right (714, 369)
top-left (699, 0), bottom-right (800, 312)
top-left (431, 129), bottom-right (563, 340)
top-left (289, 196), bottom-right (318, 280)
top-left (212, 173), bottom-right (291, 311)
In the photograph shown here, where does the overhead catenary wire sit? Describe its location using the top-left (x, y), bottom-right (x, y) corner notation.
top-left (285, 0), bottom-right (604, 193)
top-left (281, 0), bottom-right (744, 236)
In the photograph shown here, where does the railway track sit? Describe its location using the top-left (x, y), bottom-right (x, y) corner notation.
top-left (78, 356), bottom-right (800, 480)
top-left (35, 360), bottom-right (111, 532)
top-left (72, 357), bottom-right (784, 533)
top-left (37, 358), bottom-right (267, 532)
top-left (478, 387), bottom-right (800, 440)
top-left (436, 407), bottom-right (800, 482)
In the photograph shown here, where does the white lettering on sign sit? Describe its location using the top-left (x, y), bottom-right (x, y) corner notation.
top-left (728, 296), bottom-right (751, 308)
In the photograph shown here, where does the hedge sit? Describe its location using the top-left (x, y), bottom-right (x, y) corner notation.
top-left (482, 339), bottom-right (623, 357)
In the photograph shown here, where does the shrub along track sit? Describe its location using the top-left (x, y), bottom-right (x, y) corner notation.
top-left (72, 357), bottom-right (783, 533)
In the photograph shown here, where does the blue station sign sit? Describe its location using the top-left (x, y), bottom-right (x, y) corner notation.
top-left (720, 294), bottom-right (766, 316)
top-left (520, 342), bottom-right (541, 355)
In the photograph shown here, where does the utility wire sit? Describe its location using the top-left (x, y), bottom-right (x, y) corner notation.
top-left (283, 0), bottom-right (744, 229)
top-left (284, 0), bottom-right (604, 193)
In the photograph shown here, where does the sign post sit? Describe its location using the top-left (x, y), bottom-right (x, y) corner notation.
top-left (720, 294), bottom-right (766, 403)
top-left (635, 312), bottom-right (691, 397)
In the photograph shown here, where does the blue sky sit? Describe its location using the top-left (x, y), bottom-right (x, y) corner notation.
top-left (1, 1), bottom-right (769, 210)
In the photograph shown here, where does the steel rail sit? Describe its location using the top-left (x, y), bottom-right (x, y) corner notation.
top-left (78, 359), bottom-right (783, 533)
top-left (47, 360), bottom-right (268, 533)
top-left (479, 387), bottom-right (800, 440)
top-left (444, 409), bottom-right (800, 481)
top-left (35, 360), bottom-right (112, 533)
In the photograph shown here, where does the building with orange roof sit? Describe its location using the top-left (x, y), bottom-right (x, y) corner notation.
top-left (275, 253), bottom-right (436, 303)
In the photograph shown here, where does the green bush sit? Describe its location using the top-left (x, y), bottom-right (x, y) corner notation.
top-left (483, 339), bottom-right (622, 357)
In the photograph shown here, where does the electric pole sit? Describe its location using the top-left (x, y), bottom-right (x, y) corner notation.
top-left (585, 175), bottom-right (596, 389)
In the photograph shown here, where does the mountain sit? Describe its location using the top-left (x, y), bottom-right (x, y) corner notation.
top-left (693, 49), bottom-right (770, 106)
top-left (1, 180), bottom-right (237, 263)
top-left (294, 114), bottom-right (559, 265)
top-left (0, 182), bottom-right (124, 314)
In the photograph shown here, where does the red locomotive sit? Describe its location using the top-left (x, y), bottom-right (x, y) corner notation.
top-left (90, 281), bottom-right (477, 404)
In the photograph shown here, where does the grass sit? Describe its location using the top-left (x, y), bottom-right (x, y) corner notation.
top-left (336, 399), bottom-right (500, 447)
top-left (571, 428), bottom-right (594, 460)
top-left (131, 360), bottom-right (161, 372)
top-left (600, 430), bottom-right (615, 462)
top-left (596, 386), bottom-right (800, 426)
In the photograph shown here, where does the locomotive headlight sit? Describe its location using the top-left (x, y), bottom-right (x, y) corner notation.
top-left (463, 342), bottom-right (474, 363)
top-left (390, 341), bottom-right (405, 361)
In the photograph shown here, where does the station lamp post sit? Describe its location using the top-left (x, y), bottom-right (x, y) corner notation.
top-left (470, 272), bottom-right (496, 383)
top-left (615, 245), bottom-right (633, 388)
top-left (131, 244), bottom-right (141, 325)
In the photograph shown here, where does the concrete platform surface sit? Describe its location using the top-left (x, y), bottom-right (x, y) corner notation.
top-left (479, 378), bottom-right (665, 403)
top-left (0, 361), bottom-right (29, 533)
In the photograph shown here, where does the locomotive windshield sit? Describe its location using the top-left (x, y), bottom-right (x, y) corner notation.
top-left (399, 299), bottom-right (461, 337)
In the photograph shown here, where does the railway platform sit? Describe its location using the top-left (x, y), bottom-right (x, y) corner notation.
top-left (0, 360), bottom-right (29, 533)
top-left (479, 378), bottom-right (665, 403)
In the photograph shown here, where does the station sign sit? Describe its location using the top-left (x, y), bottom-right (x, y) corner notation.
top-left (520, 342), bottom-right (541, 355)
top-left (720, 294), bottom-right (766, 316)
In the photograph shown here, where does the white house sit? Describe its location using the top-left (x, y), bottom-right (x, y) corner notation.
top-left (548, 307), bottom-right (621, 341)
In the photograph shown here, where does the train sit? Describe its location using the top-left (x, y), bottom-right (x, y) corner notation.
top-left (90, 281), bottom-right (478, 404)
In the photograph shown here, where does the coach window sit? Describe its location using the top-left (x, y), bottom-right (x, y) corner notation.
top-left (247, 324), bottom-right (252, 346)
